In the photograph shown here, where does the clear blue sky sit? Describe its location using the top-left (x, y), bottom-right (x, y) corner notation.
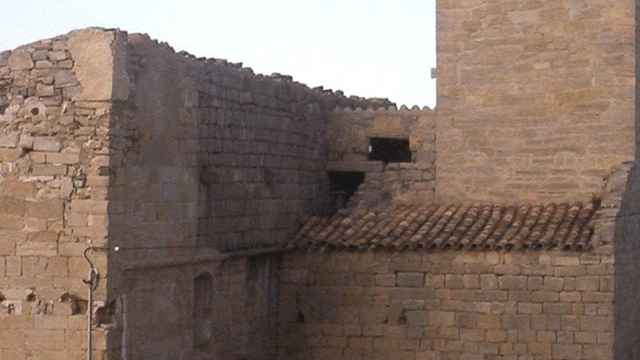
top-left (1, 0), bottom-right (436, 107)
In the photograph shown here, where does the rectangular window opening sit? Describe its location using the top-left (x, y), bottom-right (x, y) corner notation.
top-left (328, 171), bottom-right (365, 212)
top-left (0, 94), bottom-right (8, 115)
top-left (368, 137), bottom-right (412, 163)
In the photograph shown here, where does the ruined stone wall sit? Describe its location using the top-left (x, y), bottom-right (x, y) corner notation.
top-left (328, 108), bottom-right (436, 207)
top-left (104, 32), bottom-right (389, 360)
top-left (0, 29), bottom-right (123, 359)
top-left (278, 249), bottom-right (615, 360)
top-left (436, 0), bottom-right (636, 203)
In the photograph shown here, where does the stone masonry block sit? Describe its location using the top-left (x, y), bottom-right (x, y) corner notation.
top-left (19, 135), bottom-right (34, 150)
top-left (0, 330), bottom-right (25, 350)
top-left (543, 277), bottom-right (564, 291)
top-left (528, 276), bottom-right (543, 290)
top-left (0, 179), bottom-right (36, 198)
top-left (559, 292), bottom-right (582, 303)
top-left (70, 200), bottom-right (108, 215)
top-left (580, 317), bottom-right (612, 332)
top-left (495, 264), bottom-right (521, 275)
top-left (25, 199), bottom-right (63, 220)
top-left (552, 344), bottom-right (581, 359)
top-left (480, 274), bottom-right (498, 289)
top-left (33, 138), bottom-right (62, 152)
top-left (35, 84), bottom-right (55, 97)
top-left (518, 303), bottom-right (542, 315)
top-left (48, 51), bottom-right (68, 61)
top-left (427, 311), bottom-right (454, 327)
top-left (463, 275), bottom-right (480, 289)
top-left (552, 256), bottom-right (580, 266)
top-left (0, 133), bottom-right (19, 148)
top-left (543, 303), bottom-right (572, 315)
top-left (17, 231), bottom-right (58, 256)
top-left (0, 149), bottom-right (22, 162)
top-left (425, 274), bottom-right (444, 288)
top-left (576, 277), bottom-right (600, 292)
top-left (396, 272), bottom-right (424, 288)
top-left (499, 275), bottom-right (527, 290)
top-left (375, 274), bottom-right (396, 287)
top-left (23, 329), bottom-right (65, 350)
top-left (445, 275), bottom-right (465, 289)
top-left (531, 291), bottom-right (559, 303)
top-left (405, 311), bottom-right (427, 326)
top-left (477, 315), bottom-right (501, 329)
top-left (6, 256), bottom-right (21, 276)
top-left (0, 230), bottom-right (23, 255)
top-left (8, 51), bottom-right (34, 70)
top-left (31, 165), bottom-right (66, 177)
top-left (45, 152), bottom-right (80, 165)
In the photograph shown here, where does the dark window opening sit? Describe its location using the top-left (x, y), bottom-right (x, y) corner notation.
top-left (328, 171), bottom-right (365, 212)
top-left (368, 137), bottom-right (412, 163)
top-left (193, 272), bottom-right (213, 349)
top-left (0, 95), bottom-right (7, 115)
top-left (296, 310), bottom-right (305, 323)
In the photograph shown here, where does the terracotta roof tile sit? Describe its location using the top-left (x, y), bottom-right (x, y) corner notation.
top-left (291, 202), bottom-right (598, 251)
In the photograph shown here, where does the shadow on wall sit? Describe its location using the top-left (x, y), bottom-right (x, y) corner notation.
top-left (613, 162), bottom-right (640, 360)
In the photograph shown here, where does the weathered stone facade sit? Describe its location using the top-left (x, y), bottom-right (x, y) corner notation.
top-left (0, 28), bottom-right (391, 360)
top-left (105, 32), bottom-right (389, 360)
top-left (328, 107), bottom-right (436, 207)
top-left (436, 0), bottom-right (636, 203)
top-left (279, 250), bottom-right (614, 360)
top-left (1, 0), bottom-right (640, 359)
top-left (0, 29), bottom-right (117, 360)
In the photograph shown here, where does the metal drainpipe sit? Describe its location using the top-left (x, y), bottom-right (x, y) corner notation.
top-left (83, 247), bottom-right (100, 360)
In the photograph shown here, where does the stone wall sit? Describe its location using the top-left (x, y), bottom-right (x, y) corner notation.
top-left (104, 32), bottom-right (390, 360)
top-left (435, 0), bottom-right (636, 203)
top-left (111, 255), bottom-right (279, 360)
top-left (0, 29), bottom-right (120, 359)
top-left (327, 108), bottom-right (436, 207)
top-left (328, 107), bottom-right (434, 164)
top-left (612, 162), bottom-right (640, 359)
top-left (278, 249), bottom-right (615, 360)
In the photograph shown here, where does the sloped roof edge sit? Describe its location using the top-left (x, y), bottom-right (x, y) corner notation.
top-left (291, 202), bottom-right (598, 252)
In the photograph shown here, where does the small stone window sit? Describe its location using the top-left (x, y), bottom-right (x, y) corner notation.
top-left (328, 171), bottom-right (365, 212)
top-left (193, 272), bottom-right (213, 349)
top-left (368, 137), bottom-right (412, 163)
top-left (0, 95), bottom-right (8, 115)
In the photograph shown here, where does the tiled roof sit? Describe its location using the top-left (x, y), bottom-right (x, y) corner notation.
top-left (291, 202), bottom-right (598, 251)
